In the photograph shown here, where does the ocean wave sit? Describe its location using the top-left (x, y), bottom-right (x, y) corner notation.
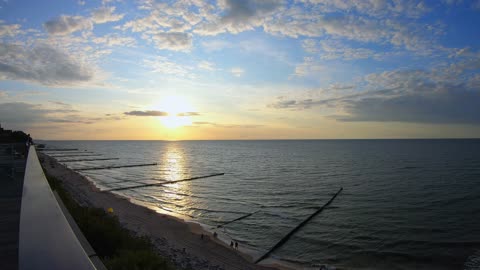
top-left (464, 250), bottom-right (480, 270)
top-left (400, 166), bottom-right (422, 170)
top-left (188, 207), bottom-right (251, 215)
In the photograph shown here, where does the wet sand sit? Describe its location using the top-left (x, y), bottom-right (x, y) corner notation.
top-left (39, 153), bottom-right (288, 270)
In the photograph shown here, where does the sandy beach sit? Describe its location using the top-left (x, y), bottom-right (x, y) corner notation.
top-left (39, 153), bottom-right (286, 270)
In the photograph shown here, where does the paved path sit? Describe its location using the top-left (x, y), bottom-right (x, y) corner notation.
top-left (0, 167), bottom-right (25, 270)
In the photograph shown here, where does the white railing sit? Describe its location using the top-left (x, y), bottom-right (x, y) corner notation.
top-left (19, 146), bottom-right (97, 270)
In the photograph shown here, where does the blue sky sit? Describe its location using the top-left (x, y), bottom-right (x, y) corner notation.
top-left (1, 0), bottom-right (480, 139)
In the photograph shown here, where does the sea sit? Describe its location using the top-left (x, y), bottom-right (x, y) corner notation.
top-left (39, 139), bottom-right (480, 270)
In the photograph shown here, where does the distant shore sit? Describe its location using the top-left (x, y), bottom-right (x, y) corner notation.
top-left (39, 153), bottom-right (287, 270)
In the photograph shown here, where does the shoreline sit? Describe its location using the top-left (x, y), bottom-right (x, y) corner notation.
top-left (39, 153), bottom-right (291, 270)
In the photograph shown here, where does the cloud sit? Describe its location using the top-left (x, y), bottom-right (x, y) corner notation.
top-left (293, 57), bottom-right (326, 77)
top-left (49, 101), bottom-right (71, 107)
top-left (271, 67), bottom-right (480, 124)
top-left (120, 0), bottom-right (207, 33)
top-left (44, 6), bottom-right (124, 35)
top-left (150, 32), bottom-right (192, 51)
top-left (230, 67), bottom-right (245, 77)
top-left (268, 98), bottom-right (325, 109)
top-left (124, 110), bottom-right (168, 116)
top-left (192, 121), bottom-right (262, 128)
top-left (304, 39), bottom-right (380, 60)
top-left (0, 102), bottom-right (53, 125)
top-left (91, 6), bottom-right (124, 24)
top-left (177, 112), bottom-right (200, 116)
top-left (194, 0), bottom-right (284, 35)
top-left (0, 21), bottom-right (22, 37)
top-left (263, 7), bottom-right (437, 54)
top-left (0, 102), bottom-right (94, 128)
top-left (298, 0), bottom-right (429, 18)
top-left (302, 39), bottom-right (318, 53)
top-left (220, 0), bottom-right (284, 32)
top-left (198, 60), bottom-right (216, 71)
top-left (92, 34), bottom-right (136, 47)
top-left (124, 110), bottom-right (200, 117)
top-left (114, 0), bottom-right (440, 57)
top-left (48, 118), bottom-right (93, 124)
top-left (473, 0), bottom-right (480, 9)
top-left (43, 15), bottom-right (93, 35)
top-left (0, 43), bottom-right (94, 86)
top-left (336, 86), bottom-right (480, 124)
top-left (118, 1), bottom-right (206, 50)
top-left (116, 0), bottom-right (438, 57)
top-left (144, 56), bottom-right (192, 77)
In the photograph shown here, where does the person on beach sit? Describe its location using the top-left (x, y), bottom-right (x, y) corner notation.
top-left (235, 241), bottom-right (238, 249)
top-left (230, 241), bottom-right (234, 248)
top-left (213, 231), bottom-right (217, 238)
top-left (201, 233), bottom-right (204, 240)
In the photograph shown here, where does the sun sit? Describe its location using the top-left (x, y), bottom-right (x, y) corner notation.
top-left (156, 96), bottom-right (194, 129)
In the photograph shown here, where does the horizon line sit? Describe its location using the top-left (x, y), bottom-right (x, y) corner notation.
top-left (35, 138), bottom-right (480, 141)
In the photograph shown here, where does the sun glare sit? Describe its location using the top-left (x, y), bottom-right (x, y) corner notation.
top-left (156, 96), bottom-right (194, 129)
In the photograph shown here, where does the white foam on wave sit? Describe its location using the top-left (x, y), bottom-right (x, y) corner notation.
top-left (464, 250), bottom-right (480, 270)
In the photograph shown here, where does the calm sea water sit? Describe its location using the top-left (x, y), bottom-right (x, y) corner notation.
top-left (41, 140), bottom-right (480, 270)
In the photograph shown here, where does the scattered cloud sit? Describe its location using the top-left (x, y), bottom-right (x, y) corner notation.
top-left (150, 32), bottom-right (192, 51)
top-left (0, 102), bottom-right (98, 127)
top-left (195, 0), bottom-right (284, 35)
top-left (335, 86), bottom-right (480, 124)
top-left (91, 6), bottom-right (124, 24)
top-left (268, 98), bottom-right (325, 109)
top-left (177, 112), bottom-right (200, 116)
top-left (293, 57), bottom-right (326, 77)
top-left (1, 0), bottom-right (479, 138)
top-left (115, 0), bottom-right (441, 55)
top-left (230, 67), bottom-right (245, 77)
top-left (124, 110), bottom-right (168, 116)
top-left (298, 0), bottom-right (429, 18)
top-left (192, 121), bottom-right (262, 128)
top-left (329, 83), bottom-right (355, 90)
top-left (144, 56), bottom-right (193, 77)
top-left (0, 21), bottom-right (22, 37)
top-left (302, 39), bottom-right (318, 54)
top-left (304, 39), bottom-right (380, 60)
top-left (124, 110), bottom-right (201, 117)
top-left (474, 1), bottom-right (480, 9)
top-left (48, 118), bottom-right (94, 124)
top-left (198, 60), bottom-right (216, 71)
top-left (43, 15), bottom-right (92, 35)
top-left (49, 101), bottom-right (71, 107)
top-left (44, 6), bottom-right (124, 36)
top-left (92, 34), bottom-right (136, 47)
top-left (0, 102), bottom-right (49, 125)
top-left (271, 66), bottom-right (480, 124)
top-left (0, 43), bottom-right (95, 86)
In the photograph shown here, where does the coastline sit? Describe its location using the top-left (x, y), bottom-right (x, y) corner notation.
top-left (39, 153), bottom-right (290, 270)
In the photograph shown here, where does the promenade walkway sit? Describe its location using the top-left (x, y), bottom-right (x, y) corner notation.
top-left (0, 144), bottom-right (26, 270)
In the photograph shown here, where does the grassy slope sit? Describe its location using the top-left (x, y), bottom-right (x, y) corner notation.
top-left (44, 172), bottom-right (176, 270)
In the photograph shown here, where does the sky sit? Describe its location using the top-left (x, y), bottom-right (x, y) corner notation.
top-left (1, 0), bottom-right (480, 140)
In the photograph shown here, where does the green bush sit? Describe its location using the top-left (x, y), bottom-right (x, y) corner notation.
top-left (106, 250), bottom-right (171, 270)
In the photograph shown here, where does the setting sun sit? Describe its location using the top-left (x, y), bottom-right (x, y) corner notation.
top-left (156, 96), bottom-right (194, 129)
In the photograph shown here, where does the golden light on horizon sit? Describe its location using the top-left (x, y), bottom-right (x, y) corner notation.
top-left (156, 95), bottom-right (194, 129)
